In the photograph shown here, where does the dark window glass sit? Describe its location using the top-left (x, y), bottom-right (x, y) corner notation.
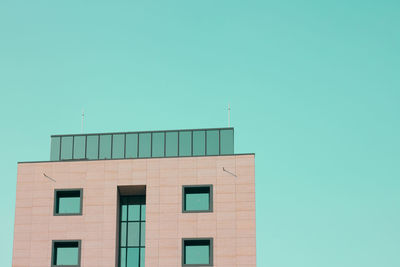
top-left (138, 133), bottom-right (151, 158)
top-left (126, 134), bottom-right (138, 158)
top-left (128, 222), bottom-right (140, 246)
top-left (141, 205), bottom-right (146, 221)
top-left (183, 239), bottom-right (212, 265)
top-left (179, 131), bottom-right (192, 156)
top-left (165, 132), bottom-right (178, 157)
top-left (113, 134), bottom-right (125, 159)
top-left (120, 248), bottom-right (126, 267)
top-left (99, 135), bottom-right (112, 159)
top-left (61, 136), bottom-right (73, 160)
top-left (73, 136), bottom-right (86, 159)
top-left (192, 131), bottom-right (205, 156)
top-left (86, 135), bottom-right (99, 160)
top-left (183, 186), bottom-right (212, 212)
top-left (140, 248), bottom-right (145, 267)
top-left (206, 130), bottom-right (219, 156)
top-left (52, 241), bottom-right (80, 266)
top-left (128, 204), bottom-right (140, 221)
top-left (120, 222), bottom-right (127, 246)
top-left (152, 132), bottom-right (164, 157)
top-left (50, 137), bottom-right (61, 161)
top-left (220, 129), bottom-right (234, 155)
top-left (121, 204), bottom-right (127, 221)
top-left (127, 248), bottom-right (140, 267)
top-left (140, 222), bottom-right (145, 246)
top-left (55, 190), bottom-right (82, 215)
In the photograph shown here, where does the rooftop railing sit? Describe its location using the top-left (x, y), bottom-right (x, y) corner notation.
top-left (50, 128), bottom-right (234, 161)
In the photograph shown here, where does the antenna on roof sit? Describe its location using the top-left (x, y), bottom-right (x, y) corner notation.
top-left (228, 104), bottom-right (231, 127)
top-left (81, 109), bottom-right (85, 133)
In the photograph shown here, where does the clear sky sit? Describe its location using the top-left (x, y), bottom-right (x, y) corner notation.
top-left (0, 0), bottom-right (399, 266)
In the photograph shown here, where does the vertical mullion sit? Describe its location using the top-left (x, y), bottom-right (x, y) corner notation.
top-left (177, 131), bottom-right (180, 157)
top-left (59, 137), bottom-right (62, 161)
top-left (124, 134), bottom-right (126, 159)
top-left (118, 199), bottom-right (122, 267)
top-left (218, 129), bottom-right (221, 155)
top-left (138, 204), bottom-right (142, 266)
top-left (191, 131), bottom-right (193, 156)
top-left (150, 133), bottom-right (153, 158)
top-left (205, 130), bottom-right (207, 156)
top-left (137, 134), bottom-right (139, 158)
top-left (72, 136), bottom-right (75, 160)
top-left (164, 132), bottom-right (166, 157)
top-left (125, 198), bottom-right (129, 267)
top-left (111, 134), bottom-right (114, 159)
top-left (97, 135), bottom-right (100, 159)
top-left (136, 134), bottom-right (139, 158)
top-left (84, 135), bottom-right (87, 159)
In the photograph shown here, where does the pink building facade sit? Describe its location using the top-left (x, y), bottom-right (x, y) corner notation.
top-left (12, 128), bottom-right (256, 267)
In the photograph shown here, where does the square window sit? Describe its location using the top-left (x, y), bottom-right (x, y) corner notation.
top-left (182, 238), bottom-right (213, 266)
top-left (182, 185), bottom-right (213, 213)
top-left (54, 189), bottom-right (83, 216)
top-left (52, 240), bottom-right (81, 267)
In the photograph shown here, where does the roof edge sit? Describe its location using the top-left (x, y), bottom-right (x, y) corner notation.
top-left (18, 153), bottom-right (255, 164)
top-left (51, 127), bottom-right (234, 137)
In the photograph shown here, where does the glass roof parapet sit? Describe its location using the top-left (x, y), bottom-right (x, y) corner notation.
top-left (50, 128), bottom-right (234, 161)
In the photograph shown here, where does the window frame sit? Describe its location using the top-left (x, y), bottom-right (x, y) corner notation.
top-left (182, 238), bottom-right (213, 266)
top-left (53, 189), bottom-right (83, 216)
top-left (51, 240), bottom-right (82, 267)
top-left (119, 195), bottom-right (146, 267)
top-left (182, 185), bottom-right (213, 213)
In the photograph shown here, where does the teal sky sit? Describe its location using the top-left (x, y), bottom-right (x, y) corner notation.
top-left (1, 0), bottom-right (399, 266)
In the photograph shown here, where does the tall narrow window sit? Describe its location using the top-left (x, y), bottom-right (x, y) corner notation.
top-left (86, 135), bottom-right (99, 160)
top-left (119, 196), bottom-right (146, 267)
top-left (99, 134), bottom-right (112, 159)
top-left (50, 137), bottom-right (61, 161)
top-left (152, 132), bottom-right (165, 157)
top-left (220, 129), bottom-right (234, 155)
top-left (165, 131), bottom-right (178, 157)
top-left (206, 130), bottom-right (219, 156)
top-left (61, 136), bottom-right (73, 160)
top-left (113, 134), bottom-right (125, 159)
top-left (192, 131), bottom-right (205, 156)
top-left (73, 136), bottom-right (86, 160)
top-left (138, 133), bottom-right (151, 158)
top-left (179, 131), bottom-right (192, 156)
top-left (126, 133), bottom-right (138, 158)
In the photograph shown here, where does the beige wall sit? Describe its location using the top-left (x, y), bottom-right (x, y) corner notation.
top-left (12, 155), bottom-right (256, 267)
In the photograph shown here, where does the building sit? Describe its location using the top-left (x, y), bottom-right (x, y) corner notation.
top-left (12, 127), bottom-right (256, 267)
